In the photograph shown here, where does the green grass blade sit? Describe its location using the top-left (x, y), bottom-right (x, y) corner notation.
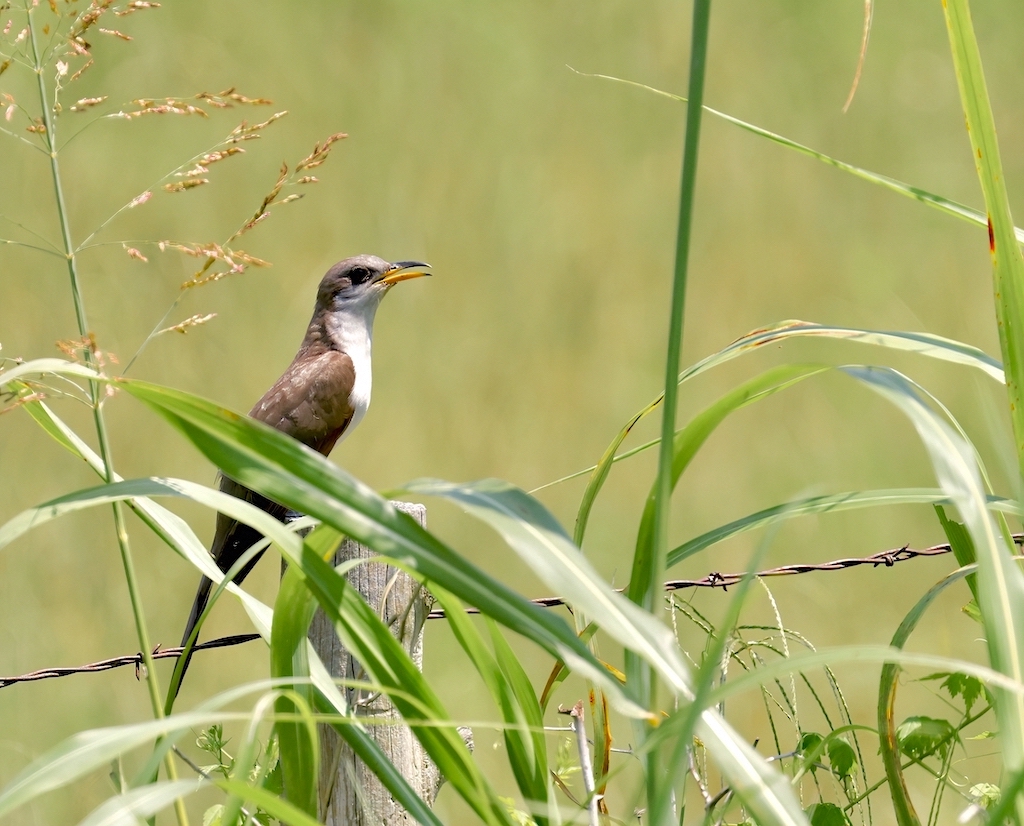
top-left (487, 619), bottom-right (551, 822)
top-left (0, 357), bottom-right (100, 387)
top-left (271, 528), bottom-right (337, 817)
top-left (433, 587), bottom-right (551, 822)
top-left (577, 71), bottom-right (1024, 248)
top-left (117, 380), bottom-right (632, 713)
top-left (0, 712), bottom-right (248, 818)
top-left (574, 322), bottom-right (1000, 548)
top-left (400, 477), bottom-right (691, 700)
top-left (75, 780), bottom-right (204, 826)
top-left (277, 537), bottom-right (514, 826)
top-left (212, 778), bottom-right (327, 826)
top-left (668, 488), bottom-right (1020, 568)
top-left (400, 482), bottom-right (809, 824)
top-left (847, 366), bottom-right (1024, 794)
top-left (642, 0), bottom-right (712, 736)
top-left (631, 364), bottom-right (829, 589)
top-left (943, 0), bottom-right (1024, 482)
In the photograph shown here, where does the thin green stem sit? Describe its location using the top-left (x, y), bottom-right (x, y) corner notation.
top-left (625, 0), bottom-right (712, 697)
top-left (26, 7), bottom-right (187, 824)
top-left (0, 238), bottom-right (63, 256)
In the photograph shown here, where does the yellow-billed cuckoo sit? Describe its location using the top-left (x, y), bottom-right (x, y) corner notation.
top-left (177, 254), bottom-right (430, 687)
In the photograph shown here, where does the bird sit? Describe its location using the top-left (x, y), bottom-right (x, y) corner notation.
top-left (175, 254), bottom-right (431, 691)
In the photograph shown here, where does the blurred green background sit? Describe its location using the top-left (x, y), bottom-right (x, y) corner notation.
top-left (2, 1), bottom-right (1024, 822)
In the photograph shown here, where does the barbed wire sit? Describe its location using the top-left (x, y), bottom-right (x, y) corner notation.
top-left (3, 535), bottom-right (1020, 689)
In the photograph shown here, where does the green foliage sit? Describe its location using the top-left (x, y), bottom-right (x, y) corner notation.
top-left (3, 1), bottom-right (1024, 825)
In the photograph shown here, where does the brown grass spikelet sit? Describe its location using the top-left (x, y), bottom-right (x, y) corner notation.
top-left (120, 99), bottom-right (208, 118)
top-left (67, 37), bottom-right (91, 57)
top-left (70, 95), bottom-right (107, 111)
top-left (198, 146), bottom-right (244, 165)
top-left (70, 0), bottom-right (115, 39)
top-left (295, 132), bottom-right (347, 172)
top-left (68, 59), bottom-right (95, 82)
top-left (196, 88), bottom-right (273, 108)
top-left (123, 245), bottom-right (147, 262)
top-left (0, 59), bottom-right (11, 77)
top-left (296, 176), bottom-right (318, 184)
top-left (56, 333), bottom-right (118, 369)
top-left (278, 194), bottom-right (303, 205)
top-left (25, 118), bottom-right (46, 134)
top-left (163, 179), bottom-right (208, 192)
top-left (157, 313), bottom-right (216, 335)
top-left (229, 110), bottom-right (287, 142)
top-left (114, 1), bottom-right (160, 16)
top-left (98, 27), bottom-right (132, 41)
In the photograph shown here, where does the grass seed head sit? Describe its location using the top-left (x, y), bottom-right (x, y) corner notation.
top-left (70, 95), bottom-right (107, 111)
top-left (158, 313), bottom-right (216, 335)
top-left (123, 245), bottom-right (147, 262)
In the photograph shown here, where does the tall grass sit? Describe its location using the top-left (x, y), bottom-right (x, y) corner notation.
top-left (2, 1), bottom-right (1024, 824)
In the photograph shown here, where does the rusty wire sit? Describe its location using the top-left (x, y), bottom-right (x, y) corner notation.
top-left (3, 535), bottom-right (1020, 689)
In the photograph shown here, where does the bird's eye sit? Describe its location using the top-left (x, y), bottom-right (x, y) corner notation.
top-left (349, 266), bottom-right (371, 285)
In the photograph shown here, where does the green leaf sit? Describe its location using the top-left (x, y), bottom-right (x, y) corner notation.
top-left (826, 739), bottom-right (856, 780)
top-left (0, 711), bottom-right (249, 818)
top-left (805, 802), bottom-right (850, 826)
top-left (920, 672), bottom-right (986, 716)
top-left (934, 505), bottom-right (979, 601)
top-left (0, 357), bottom-right (100, 387)
top-left (402, 479), bottom-right (809, 825)
top-left (895, 716), bottom-right (957, 761)
top-left (273, 534), bottom-right (512, 826)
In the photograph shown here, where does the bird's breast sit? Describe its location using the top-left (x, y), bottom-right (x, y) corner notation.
top-left (326, 309), bottom-right (374, 443)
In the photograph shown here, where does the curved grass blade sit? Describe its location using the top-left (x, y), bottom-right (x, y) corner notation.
top-left (667, 488), bottom-right (1020, 568)
top-left (272, 527), bottom-right (444, 826)
top-left (118, 380), bottom-right (637, 715)
top-left (212, 778), bottom-right (328, 826)
top-left (402, 478), bottom-right (810, 825)
top-left (574, 71), bottom-right (1024, 248)
top-left (0, 357), bottom-right (100, 387)
top-left (432, 585), bottom-right (551, 824)
top-left (0, 711), bottom-right (248, 817)
top-left (846, 365), bottom-right (1024, 799)
top-left (274, 530), bottom-right (514, 826)
top-left (575, 322), bottom-right (1001, 547)
top-left (400, 477), bottom-right (692, 699)
top-left (629, 364), bottom-right (828, 605)
top-left (75, 780), bottom-right (204, 826)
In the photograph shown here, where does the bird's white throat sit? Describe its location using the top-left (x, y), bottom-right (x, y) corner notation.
top-left (325, 297), bottom-right (382, 442)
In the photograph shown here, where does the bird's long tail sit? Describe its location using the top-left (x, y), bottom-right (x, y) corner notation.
top-left (173, 576), bottom-right (213, 698)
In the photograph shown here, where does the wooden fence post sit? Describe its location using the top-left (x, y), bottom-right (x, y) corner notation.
top-left (309, 502), bottom-right (440, 826)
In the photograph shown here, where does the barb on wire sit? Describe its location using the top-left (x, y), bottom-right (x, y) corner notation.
top-left (4, 535), bottom-right (1021, 689)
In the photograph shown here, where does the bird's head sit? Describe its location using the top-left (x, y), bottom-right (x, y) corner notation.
top-left (317, 255), bottom-right (431, 313)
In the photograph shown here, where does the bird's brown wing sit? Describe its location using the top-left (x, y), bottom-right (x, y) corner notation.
top-left (210, 349), bottom-right (357, 572)
top-left (248, 349), bottom-right (357, 454)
